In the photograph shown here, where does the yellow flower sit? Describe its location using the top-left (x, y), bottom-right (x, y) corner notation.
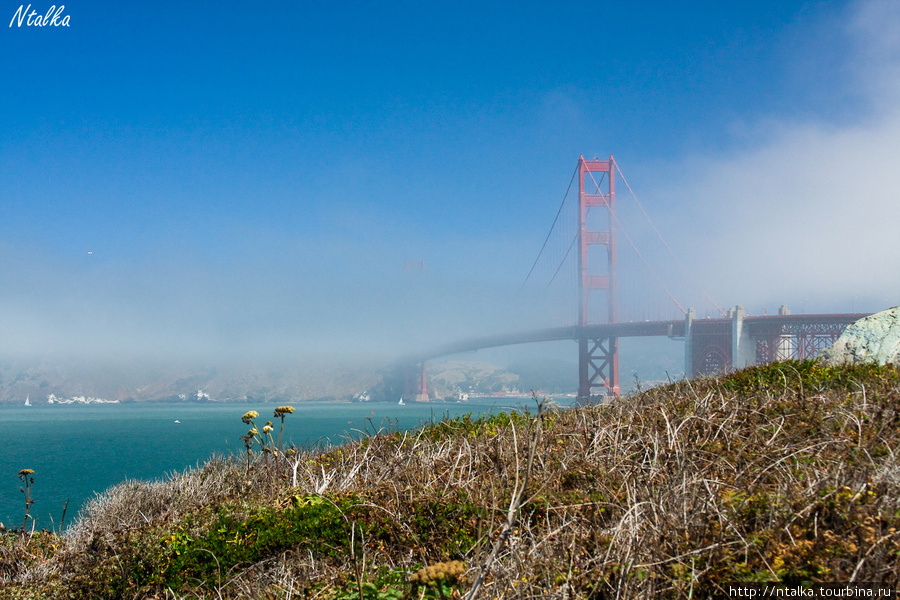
top-left (241, 410), bottom-right (259, 424)
top-left (18, 469), bottom-right (34, 477)
top-left (409, 560), bottom-right (466, 586)
top-left (274, 406), bottom-right (295, 417)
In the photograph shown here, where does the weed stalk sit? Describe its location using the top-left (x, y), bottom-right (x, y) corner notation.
top-left (18, 468), bottom-right (35, 532)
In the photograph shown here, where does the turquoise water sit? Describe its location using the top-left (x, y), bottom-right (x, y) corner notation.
top-left (0, 400), bottom-right (534, 532)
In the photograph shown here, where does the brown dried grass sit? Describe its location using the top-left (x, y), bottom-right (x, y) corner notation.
top-left (3, 361), bottom-right (899, 599)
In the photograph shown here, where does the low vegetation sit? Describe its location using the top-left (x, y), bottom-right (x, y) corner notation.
top-left (2, 360), bottom-right (899, 598)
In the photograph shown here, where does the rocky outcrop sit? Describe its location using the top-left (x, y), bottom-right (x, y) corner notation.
top-left (820, 306), bottom-right (900, 366)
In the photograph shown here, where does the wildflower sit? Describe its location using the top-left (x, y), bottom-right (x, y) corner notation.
top-left (409, 560), bottom-right (466, 586)
top-left (18, 468), bottom-right (36, 530)
top-left (274, 407), bottom-right (294, 452)
top-left (263, 423), bottom-right (274, 434)
top-left (241, 410), bottom-right (259, 424)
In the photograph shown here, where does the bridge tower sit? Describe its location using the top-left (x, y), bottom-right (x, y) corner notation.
top-left (403, 363), bottom-right (429, 402)
top-left (577, 155), bottom-right (619, 399)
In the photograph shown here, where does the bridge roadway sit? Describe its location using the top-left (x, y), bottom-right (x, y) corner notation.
top-left (409, 312), bottom-right (871, 377)
top-left (413, 319), bottom-right (684, 362)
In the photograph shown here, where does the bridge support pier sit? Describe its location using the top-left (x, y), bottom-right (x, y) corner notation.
top-left (731, 305), bottom-right (755, 370)
top-left (683, 308), bottom-right (695, 377)
top-left (578, 335), bottom-right (619, 401)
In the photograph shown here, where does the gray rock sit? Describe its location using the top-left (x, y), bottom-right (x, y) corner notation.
top-left (820, 306), bottom-right (900, 366)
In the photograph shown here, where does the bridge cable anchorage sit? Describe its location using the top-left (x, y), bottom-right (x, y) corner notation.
top-left (614, 162), bottom-right (727, 318)
top-left (583, 166), bottom-right (687, 316)
top-left (519, 162), bottom-right (580, 292)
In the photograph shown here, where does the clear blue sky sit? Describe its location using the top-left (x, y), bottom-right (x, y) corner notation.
top-left (2, 1), bottom-right (898, 361)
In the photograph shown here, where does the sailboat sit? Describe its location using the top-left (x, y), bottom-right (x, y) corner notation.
top-left (398, 397), bottom-right (405, 406)
top-left (24, 395), bottom-right (31, 407)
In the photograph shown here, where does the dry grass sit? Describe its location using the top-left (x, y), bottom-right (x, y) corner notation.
top-left (2, 360), bottom-right (899, 599)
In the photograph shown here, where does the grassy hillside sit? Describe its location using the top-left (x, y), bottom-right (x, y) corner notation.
top-left (2, 360), bottom-right (899, 598)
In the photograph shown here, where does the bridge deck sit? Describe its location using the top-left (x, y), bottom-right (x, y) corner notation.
top-left (411, 313), bottom-right (870, 363)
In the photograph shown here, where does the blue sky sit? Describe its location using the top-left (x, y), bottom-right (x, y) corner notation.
top-left (2, 0), bottom-right (898, 362)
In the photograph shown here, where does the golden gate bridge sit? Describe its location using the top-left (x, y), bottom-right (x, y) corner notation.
top-left (403, 155), bottom-right (868, 403)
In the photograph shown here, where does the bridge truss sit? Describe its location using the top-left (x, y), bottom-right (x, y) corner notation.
top-left (750, 317), bottom-right (857, 365)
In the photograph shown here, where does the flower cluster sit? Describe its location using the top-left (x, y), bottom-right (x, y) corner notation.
top-left (238, 406), bottom-right (296, 480)
top-left (409, 560), bottom-right (466, 586)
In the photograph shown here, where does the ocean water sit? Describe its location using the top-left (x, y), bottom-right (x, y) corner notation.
top-left (0, 400), bottom-right (535, 532)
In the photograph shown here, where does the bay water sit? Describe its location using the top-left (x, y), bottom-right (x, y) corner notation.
top-left (1, 399), bottom-right (536, 532)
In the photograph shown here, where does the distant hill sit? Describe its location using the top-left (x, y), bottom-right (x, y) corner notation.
top-left (427, 359), bottom-right (522, 398)
top-left (0, 357), bottom-right (546, 405)
top-left (0, 356), bottom-right (581, 405)
top-left (506, 358), bottom-right (577, 394)
top-left (0, 358), bottom-right (382, 405)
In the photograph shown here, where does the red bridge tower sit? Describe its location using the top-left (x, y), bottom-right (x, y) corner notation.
top-left (577, 155), bottom-right (619, 400)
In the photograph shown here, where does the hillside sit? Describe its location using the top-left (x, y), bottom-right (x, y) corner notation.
top-left (427, 360), bottom-right (522, 398)
top-left (2, 360), bottom-right (899, 598)
top-left (0, 358), bottom-right (384, 405)
top-left (0, 358), bottom-right (538, 405)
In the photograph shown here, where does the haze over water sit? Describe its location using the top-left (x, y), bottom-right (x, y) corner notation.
top-left (0, 400), bottom-right (537, 532)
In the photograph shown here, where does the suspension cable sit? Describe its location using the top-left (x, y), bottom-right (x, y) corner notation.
top-left (548, 233), bottom-right (577, 288)
top-left (519, 163), bottom-right (579, 291)
top-left (584, 166), bottom-right (687, 315)
top-left (544, 172), bottom-right (605, 290)
top-left (614, 162), bottom-right (726, 317)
